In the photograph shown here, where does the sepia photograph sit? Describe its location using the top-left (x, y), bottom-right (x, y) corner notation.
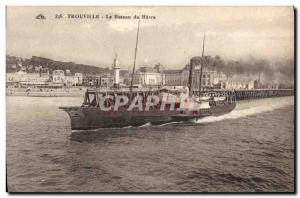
top-left (6, 6), bottom-right (295, 192)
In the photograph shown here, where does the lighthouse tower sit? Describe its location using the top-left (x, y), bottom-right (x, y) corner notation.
top-left (113, 53), bottom-right (120, 88)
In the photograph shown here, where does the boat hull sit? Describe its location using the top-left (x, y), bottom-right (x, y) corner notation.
top-left (61, 107), bottom-right (178, 130)
top-left (60, 103), bottom-right (236, 130)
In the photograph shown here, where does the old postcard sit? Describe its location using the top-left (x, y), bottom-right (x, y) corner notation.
top-left (6, 6), bottom-right (294, 192)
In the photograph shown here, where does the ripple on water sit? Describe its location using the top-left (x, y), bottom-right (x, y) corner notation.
top-left (6, 96), bottom-right (294, 192)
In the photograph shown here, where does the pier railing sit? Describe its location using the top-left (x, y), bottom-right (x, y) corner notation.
top-left (193, 89), bottom-right (294, 101)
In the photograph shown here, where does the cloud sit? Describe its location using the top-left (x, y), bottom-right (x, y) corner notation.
top-left (6, 6), bottom-right (294, 68)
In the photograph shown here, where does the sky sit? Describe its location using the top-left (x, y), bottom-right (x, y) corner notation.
top-left (6, 6), bottom-right (294, 70)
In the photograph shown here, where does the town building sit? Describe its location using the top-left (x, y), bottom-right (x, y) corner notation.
top-left (6, 70), bottom-right (50, 88)
top-left (180, 65), bottom-right (225, 90)
top-left (153, 63), bottom-right (165, 73)
top-left (64, 72), bottom-right (83, 86)
top-left (52, 70), bottom-right (83, 86)
top-left (65, 76), bottom-right (77, 86)
top-left (82, 74), bottom-right (100, 86)
top-left (164, 69), bottom-right (182, 86)
top-left (133, 66), bottom-right (165, 86)
top-left (100, 73), bottom-right (114, 87)
top-left (82, 73), bottom-right (114, 87)
top-left (52, 70), bottom-right (65, 84)
top-left (224, 80), bottom-right (255, 90)
top-left (163, 63), bottom-right (228, 90)
top-left (75, 73), bottom-right (83, 85)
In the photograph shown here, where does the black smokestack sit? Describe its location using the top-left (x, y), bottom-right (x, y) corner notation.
top-left (189, 57), bottom-right (200, 96)
top-left (188, 61), bottom-right (194, 96)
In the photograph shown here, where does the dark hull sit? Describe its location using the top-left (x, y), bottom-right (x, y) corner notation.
top-left (60, 103), bottom-right (236, 130)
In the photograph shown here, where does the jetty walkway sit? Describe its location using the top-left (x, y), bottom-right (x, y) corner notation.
top-left (194, 89), bottom-right (294, 101)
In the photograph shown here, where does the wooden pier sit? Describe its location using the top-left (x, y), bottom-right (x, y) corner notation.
top-left (193, 89), bottom-right (294, 101)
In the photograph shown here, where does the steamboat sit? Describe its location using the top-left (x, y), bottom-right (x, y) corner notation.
top-left (60, 20), bottom-right (236, 130)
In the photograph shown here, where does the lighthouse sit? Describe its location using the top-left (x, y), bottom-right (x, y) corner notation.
top-left (113, 53), bottom-right (120, 88)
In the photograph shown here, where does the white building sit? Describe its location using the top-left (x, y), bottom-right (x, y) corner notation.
top-left (65, 75), bottom-right (78, 86)
top-left (53, 70), bottom-right (83, 86)
top-left (52, 70), bottom-right (65, 84)
top-left (75, 73), bottom-right (83, 85)
top-left (212, 72), bottom-right (227, 85)
top-left (133, 66), bottom-right (165, 86)
top-left (6, 71), bottom-right (50, 87)
top-left (224, 80), bottom-right (255, 90)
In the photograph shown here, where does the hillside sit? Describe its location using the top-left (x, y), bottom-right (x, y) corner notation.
top-left (6, 55), bottom-right (111, 75)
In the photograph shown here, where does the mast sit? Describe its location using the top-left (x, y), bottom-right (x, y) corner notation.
top-left (198, 33), bottom-right (205, 93)
top-left (130, 19), bottom-right (141, 93)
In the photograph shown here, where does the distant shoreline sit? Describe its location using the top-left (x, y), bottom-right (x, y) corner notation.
top-left (6, 87), bottom-right (86, 97)
top-left (6, 91), bottom-right (84, 97)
